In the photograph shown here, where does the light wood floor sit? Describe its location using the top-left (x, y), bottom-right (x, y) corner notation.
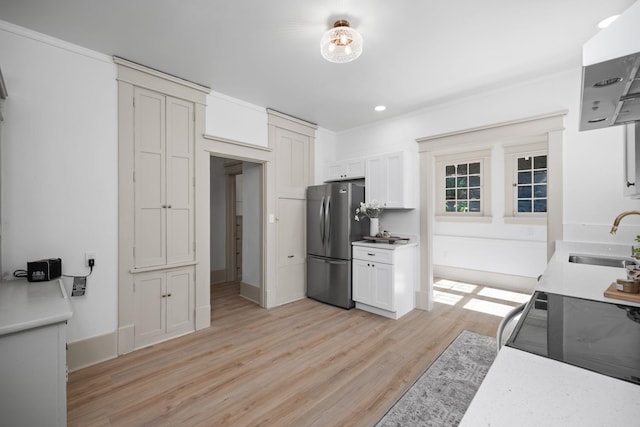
top-left (67, 280), bottom-right (527, 426)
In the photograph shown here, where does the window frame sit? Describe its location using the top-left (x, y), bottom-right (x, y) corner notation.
top-left (435, 148), bottom-right (492, 222)
top-left (504, 141), bottom-right (548, 224)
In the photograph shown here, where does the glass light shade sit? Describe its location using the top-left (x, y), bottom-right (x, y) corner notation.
top-left (320, 20), bottom-right (363, 63)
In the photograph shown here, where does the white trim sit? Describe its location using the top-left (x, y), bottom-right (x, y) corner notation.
top-left (240, 282), bottom-right (261, 304)
top-left (203, 134), bottom-right (272, 152)
top-left (434, 265), bottom-right (537, 294)
top-left (67, 332), bottom-right (118, 372)
top-left (266, 108), bottom-right (318, 131)
top-left (417, 111), bottom-right (567, 147)
top-left (435, 216), bottom-right (493, 223)
top-left (0, 19), bottom-right (112, 63)
top-left (114, 56), bottom-right (210, 96)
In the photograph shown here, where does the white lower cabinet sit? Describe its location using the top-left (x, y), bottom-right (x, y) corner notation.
top-left (352, 242), bottom-right (417, 319)
top-left (133, 266), bottom-right (194, 349)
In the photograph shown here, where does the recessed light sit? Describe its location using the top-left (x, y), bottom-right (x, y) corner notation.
top-left (597, 15), bottom-right (619, 29)
top-left (374, 105), bottom-right (386, 112)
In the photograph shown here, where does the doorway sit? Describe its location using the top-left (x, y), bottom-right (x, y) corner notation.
top-left (210, 156), bottom-right (263, 305)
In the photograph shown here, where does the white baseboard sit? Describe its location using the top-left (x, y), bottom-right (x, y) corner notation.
top-left (240, 282), bottom-right (261, 305)
top-left (433, 265), bottom-right (537, 293)
top-left (67, 332), bottom-right (118, 372)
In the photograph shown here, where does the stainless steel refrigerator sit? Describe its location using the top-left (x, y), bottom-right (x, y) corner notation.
top-left (306, 182), bottom-right (365, 309)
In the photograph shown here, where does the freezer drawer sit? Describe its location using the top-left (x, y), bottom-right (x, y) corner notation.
top-left (307, 255), bottom-right (354, 309)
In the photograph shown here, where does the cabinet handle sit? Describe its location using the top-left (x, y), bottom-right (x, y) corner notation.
top-left (167, 205), bottom-right (172, 208)
top-left (627, 181), bottom-right (636, 187)
top-left (167, 293), bottom-right (172, 297)
top-left (162, 294), bottom-right (167, 298)
top-left (367, 253), bottom-right (375, 256)
top-left (288, 255), bottom-right (294, 258)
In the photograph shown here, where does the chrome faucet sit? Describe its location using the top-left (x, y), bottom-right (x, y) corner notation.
top-left (610, 210), bottom-right (640, 234)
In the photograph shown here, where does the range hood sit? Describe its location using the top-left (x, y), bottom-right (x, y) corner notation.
top-left (579, 1), bottom-right (640, 131)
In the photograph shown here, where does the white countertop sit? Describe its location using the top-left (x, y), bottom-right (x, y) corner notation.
top-left (460, 240), bottom-right (640, 426)
top-left (0, 279), bottom-right (73, 336)
top-left (460, 347), bottom-right (640, 427)
top-left (352, 239), bottom-right (418, 250)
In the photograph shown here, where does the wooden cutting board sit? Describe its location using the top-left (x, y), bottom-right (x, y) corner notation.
top-left (604, 283), bottom-right (640, 303)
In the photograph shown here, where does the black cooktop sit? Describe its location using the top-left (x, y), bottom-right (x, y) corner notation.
top-left (506, 291), bottom-right (640, 385)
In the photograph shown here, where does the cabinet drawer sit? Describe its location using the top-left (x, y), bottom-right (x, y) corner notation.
top-left (353, 246), bottom-right (393, 264)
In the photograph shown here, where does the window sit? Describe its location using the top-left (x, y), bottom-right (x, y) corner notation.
top-left (436, 149), bottom-right (491, 219)
top-left (444, 161), bottom-right (482, 213)
top-left (505, 142), bottom-right (547, 221)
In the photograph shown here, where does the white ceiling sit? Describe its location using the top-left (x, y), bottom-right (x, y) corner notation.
top-left (0, 0), bottom-right (636, 131)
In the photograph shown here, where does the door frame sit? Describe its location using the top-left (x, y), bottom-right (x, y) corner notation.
top-left (223, 161), bottom-right (243, 282)
top-left (202, 135), bottom-right (272, 308)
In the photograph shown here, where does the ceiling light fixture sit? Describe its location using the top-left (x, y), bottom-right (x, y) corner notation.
top-left (374, 105), bottom-right (386, 112)
top-left (320, 20), bottom-right (363, 63)
top-left (597, 14), bottom-right (619, 29)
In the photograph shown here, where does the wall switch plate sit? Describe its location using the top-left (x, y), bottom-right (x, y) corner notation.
top-left (85, 251), bottom-right (96, 267)
top-left (72, 277), bottom-right (87, 297)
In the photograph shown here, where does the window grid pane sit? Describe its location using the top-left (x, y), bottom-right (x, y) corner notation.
top-left (444, 161), bottom-right (481, 213)
top-left (516, 154), bottom-right (547, 213)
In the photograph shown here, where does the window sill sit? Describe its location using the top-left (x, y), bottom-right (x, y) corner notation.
top-left (435, 215), bottom-right (492, 224)
top-left (503, 216), bottom-right (546, 226)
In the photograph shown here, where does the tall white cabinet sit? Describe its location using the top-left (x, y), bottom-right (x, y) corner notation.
top-left (268, 110), bottom-right (316, 306)
top-left (117, 58), bottom-right (209, 353)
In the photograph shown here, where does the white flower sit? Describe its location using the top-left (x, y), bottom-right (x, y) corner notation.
top-left (354, 200), bottom-right (384, 220)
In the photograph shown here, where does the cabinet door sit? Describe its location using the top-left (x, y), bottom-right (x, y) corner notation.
top-left (134, 271), bottom-right (166, 348)
top-left (385, 152), bottom-right (405, 208)
top-left (346, 159), bottom-right (365, 178)
top-left (353, 259), bottom-right (373, 304)
top-left (166, 96), bottom-right (195, 264)
top-left (365, 156), bottom-right (387, 206)
top-left (277, 198), bottom-right (306, 304)
top-left (134, 88), bottom-right (167, 268)
top-left (372, 262), bottom-right (394, 311)
top-left (327, 162), bottom-right (347, 181)
top-left (166, 267), bottom-right (194, 334)
top-left (276, 127), bottom-right (310, 198)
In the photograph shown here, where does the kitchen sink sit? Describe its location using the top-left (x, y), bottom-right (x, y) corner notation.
top-left (568, 254), bottom-right (638, 268)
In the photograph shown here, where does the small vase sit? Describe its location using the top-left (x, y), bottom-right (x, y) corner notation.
top-left (369, 218), bottom-right (379, 237)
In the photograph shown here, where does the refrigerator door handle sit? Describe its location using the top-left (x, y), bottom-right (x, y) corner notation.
top-left (319, 196), bottom-right (325, 246)
top-left (325, 196), bottom-right (331, 248)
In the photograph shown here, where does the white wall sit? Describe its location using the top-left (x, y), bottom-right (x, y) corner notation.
top-left (205, 90), bottom-right (268, 146)
top-left (0, 22), bottom-right (118, 343)
top-left (242, 162), bottom-right (261, 287)
top-left (209, 156), bottom-right (226, 271)
top-left (331, 69), bottom-right (640, 281)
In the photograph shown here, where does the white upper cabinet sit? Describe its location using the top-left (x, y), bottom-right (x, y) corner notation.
top-left (326, 158), bottom-right (365, 181)
top-left (134, 88), bottom-right (195, 268)
top-left (365, 151), bottom-right (416, 209)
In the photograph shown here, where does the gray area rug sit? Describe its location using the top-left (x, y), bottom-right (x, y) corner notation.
top-left (375, 330), bottom-right (496, 427)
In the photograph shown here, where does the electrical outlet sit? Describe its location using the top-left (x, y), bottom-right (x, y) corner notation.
top-left (72, 277), bottom-right (86, 297)
top-left (85, 251), bottom-right (96, 267)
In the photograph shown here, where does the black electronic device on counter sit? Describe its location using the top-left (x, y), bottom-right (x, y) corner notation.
top-left (27, 258), bottom-right (62, 282)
